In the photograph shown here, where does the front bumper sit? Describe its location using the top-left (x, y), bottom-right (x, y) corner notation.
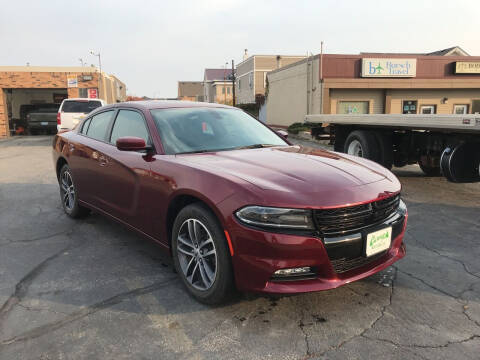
top-left (227, 209), bottom-right (407, 293)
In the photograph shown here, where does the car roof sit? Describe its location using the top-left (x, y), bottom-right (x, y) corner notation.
top-left (99, 100), bottom-right (235, 112)
top-left (62, 98), bottom-right (105, 102)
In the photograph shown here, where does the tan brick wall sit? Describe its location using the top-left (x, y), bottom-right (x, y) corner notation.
top-left (330, 89), bottom-right (385, 114)
top-left (389, 89), bottom-right (480, 114)
top-left (0, 90), bottom-right (8, 137)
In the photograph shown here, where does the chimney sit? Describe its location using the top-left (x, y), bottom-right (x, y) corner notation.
top-left (243, 49), bottom-right (248, 61)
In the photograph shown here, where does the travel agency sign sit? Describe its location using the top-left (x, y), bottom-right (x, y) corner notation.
top-left (362, 58), bottom-right (416, 77)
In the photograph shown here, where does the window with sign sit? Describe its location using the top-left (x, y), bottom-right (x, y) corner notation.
top-left (402, 100), bottom-right (417, 114)
top-left (337, 101), bottom-right (369, 114)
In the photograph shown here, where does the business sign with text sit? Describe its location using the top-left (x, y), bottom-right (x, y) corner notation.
top-left (455, 62), bottom-right (480, 74)
top-left (362, 58), bottom-right (416, 78)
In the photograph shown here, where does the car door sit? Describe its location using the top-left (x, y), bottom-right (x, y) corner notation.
top-left (68, 109), bottom-right (117, 209)
top-left (98, 109), bottom-right (155, 233)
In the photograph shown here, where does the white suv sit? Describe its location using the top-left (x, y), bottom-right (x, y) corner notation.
top-left (57, 98), bottom-right (105, 132)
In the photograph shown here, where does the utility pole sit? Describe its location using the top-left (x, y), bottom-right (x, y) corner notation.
top-left (231, 59), bottom-right (236, 106)
top-left (90, 50), bottom-right (102, 99)
top-left (223, 62), bottom-right (228, 104)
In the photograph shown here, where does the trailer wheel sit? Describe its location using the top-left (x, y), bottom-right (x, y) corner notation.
top-left (344, 130), bottom-right (380, 162)
top-left (374, 131), bottom-right (393, 169)
top-left (418, 159), bottom-right (441, 176)
top-left (440, 143), bottom-right (480, 183)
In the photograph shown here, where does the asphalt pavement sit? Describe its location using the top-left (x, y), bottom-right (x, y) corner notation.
top-left (0, 135), bottom-right (479, 359)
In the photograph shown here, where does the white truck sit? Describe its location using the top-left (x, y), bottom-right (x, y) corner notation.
top-left (305, 114), bottom-right (480, 183)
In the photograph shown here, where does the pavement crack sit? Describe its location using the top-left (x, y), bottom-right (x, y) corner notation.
top-left (396, 267), bottom-right (458, 298)
top-left (407, 230), bottom-right (480, 280)
top-left (0, 277), bottom-right (177, 347)
top-left (361, 333), bottom-right (480, 349)
top-left (316, 267), bottom-right (397, 358)
top-left (0, 244), bottom-right (72, 324)
top-left (0, 230), bottom-right (70, 248)
top-left (298, 307), bottom-right (311, 358)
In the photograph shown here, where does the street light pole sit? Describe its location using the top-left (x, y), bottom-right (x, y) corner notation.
top-left (90, 50), bottom-right (102, 100)
top-left (231, 59), bottom-right (236, 106)
top-left (223, 62), bottom-right (228, 104)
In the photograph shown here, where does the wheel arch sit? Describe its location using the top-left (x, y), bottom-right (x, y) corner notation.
top-left (165, 191), bottom-right (226, 253)
top-left (56, 156), bottom-right (68, 180)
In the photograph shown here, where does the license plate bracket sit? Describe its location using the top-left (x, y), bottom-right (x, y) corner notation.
top-left (365, 227), bottom-right (392, 257)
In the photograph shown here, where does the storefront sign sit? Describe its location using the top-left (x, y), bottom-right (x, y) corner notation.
top-left (455, 62), bottom-right (480, 74)
top-left (67, 76), bottom-right (78, 87)
top-left (362, 58), bottom-right (416, 77)
top-left (88, 88), bottom-right (98, 98)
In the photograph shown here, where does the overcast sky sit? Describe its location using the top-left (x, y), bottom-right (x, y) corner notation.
top-left (1, 0), bottom-right (479, 97)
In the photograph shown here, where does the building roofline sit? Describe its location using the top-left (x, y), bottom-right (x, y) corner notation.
top-left (0, 66), bottom-right (100, 73)
top-left (236, 54), bottom-right (307, 67)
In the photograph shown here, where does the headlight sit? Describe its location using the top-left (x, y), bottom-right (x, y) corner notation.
top-left (398, 199), bottom-right (407, 216)
top-left (235, 206), bottom-right (315, 230)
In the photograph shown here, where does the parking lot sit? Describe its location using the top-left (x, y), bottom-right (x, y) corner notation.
top-left (0, 135), bottom-right (479, 360)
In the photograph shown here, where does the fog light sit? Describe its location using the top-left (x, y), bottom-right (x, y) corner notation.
top-left (274, 267), bottom-right (312, 276)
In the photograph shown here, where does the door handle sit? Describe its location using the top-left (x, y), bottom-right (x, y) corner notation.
top-left (69, 143), bottom-right (75, 152)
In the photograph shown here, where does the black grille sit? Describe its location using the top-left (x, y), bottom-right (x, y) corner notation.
top-left (314, 194), bottom-right (400, 235)
top-left (331, 251), bottom-right (386, 273)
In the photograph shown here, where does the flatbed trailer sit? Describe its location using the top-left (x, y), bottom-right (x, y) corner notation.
top-left (305, 114), bottom-right (480, 183)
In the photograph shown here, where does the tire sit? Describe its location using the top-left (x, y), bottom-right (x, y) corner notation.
top-left (374, 131), bottom-right (393, 169)
top-left (172, 203), bottom-right (235, 305)
top-left (59, 164), bottom-right (90, 218)
top-left (418, 161), bottom-right (441, 176)
top-left (344, 130), bottom-right (380, 162)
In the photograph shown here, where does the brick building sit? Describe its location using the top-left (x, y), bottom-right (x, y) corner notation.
top-left (0, 66), bottom-right (126, 138)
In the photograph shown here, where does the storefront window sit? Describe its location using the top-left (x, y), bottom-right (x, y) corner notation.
top-left (420, 105), bottom-right (436, 114)
top-left (402, 100), bottom-right (417, 114)
top-left (453, 105), bottom-right (468, 114)
top-left (337, 101), bottom-right (369, 114)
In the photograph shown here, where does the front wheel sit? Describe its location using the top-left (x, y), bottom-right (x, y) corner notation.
top-left (172, 203), bottom-right (235, 304)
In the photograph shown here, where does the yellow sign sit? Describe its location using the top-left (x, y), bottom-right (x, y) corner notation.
top-left (455, 62), bottom-right (480, 74)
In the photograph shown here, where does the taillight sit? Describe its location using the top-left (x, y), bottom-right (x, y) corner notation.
top-left (57, 112), bottom-right (61, 125)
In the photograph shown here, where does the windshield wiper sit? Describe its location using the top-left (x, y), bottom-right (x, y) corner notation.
top-left (232, 144), bottom-right (278, 150)
top-left (176, 147), bottom-right (232, 155)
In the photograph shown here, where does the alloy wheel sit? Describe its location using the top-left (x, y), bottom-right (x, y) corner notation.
top-left (177, 218), bottom-right (218, 291)
top-left (61, 170), bottom-right (75, 211)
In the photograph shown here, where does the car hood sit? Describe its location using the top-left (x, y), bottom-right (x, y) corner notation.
top-left (176, 146), bottom-right (397, 193)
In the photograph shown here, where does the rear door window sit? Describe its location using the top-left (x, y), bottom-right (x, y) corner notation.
top-left (61, 100), bottom-right (103, 113)
top-left (110, 110), bottom-right (150, 145)
top-left (86, 111), bottom-right (114, 142)
top-left (80, 118), bottom-right (92, 134)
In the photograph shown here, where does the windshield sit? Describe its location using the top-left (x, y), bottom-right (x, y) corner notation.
top-left (61, 100), bottom-right (102, 113)
top-left (151, 107), bottom-right (288, 155)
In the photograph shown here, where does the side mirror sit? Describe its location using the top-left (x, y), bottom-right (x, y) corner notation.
top-left (116, 137), bottom-right (148, 151)
top-left (276, 130), bottom-right (289, 139)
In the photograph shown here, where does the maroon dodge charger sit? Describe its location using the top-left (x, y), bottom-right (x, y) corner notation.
top-left (52, 101), bottom-right (407, 304)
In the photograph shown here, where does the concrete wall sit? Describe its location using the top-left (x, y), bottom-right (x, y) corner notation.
top-left (236, 57), bottom-right (254, 104)
top-left (266, 59), bottom-right (310, 127)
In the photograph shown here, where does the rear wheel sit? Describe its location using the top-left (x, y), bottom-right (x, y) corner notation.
top-left (172, 203), bottom-right (234, 305)
top-left (344, 130), bottom-right (380, 162)
top-left (59, 164), bottom-right (90, 218)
